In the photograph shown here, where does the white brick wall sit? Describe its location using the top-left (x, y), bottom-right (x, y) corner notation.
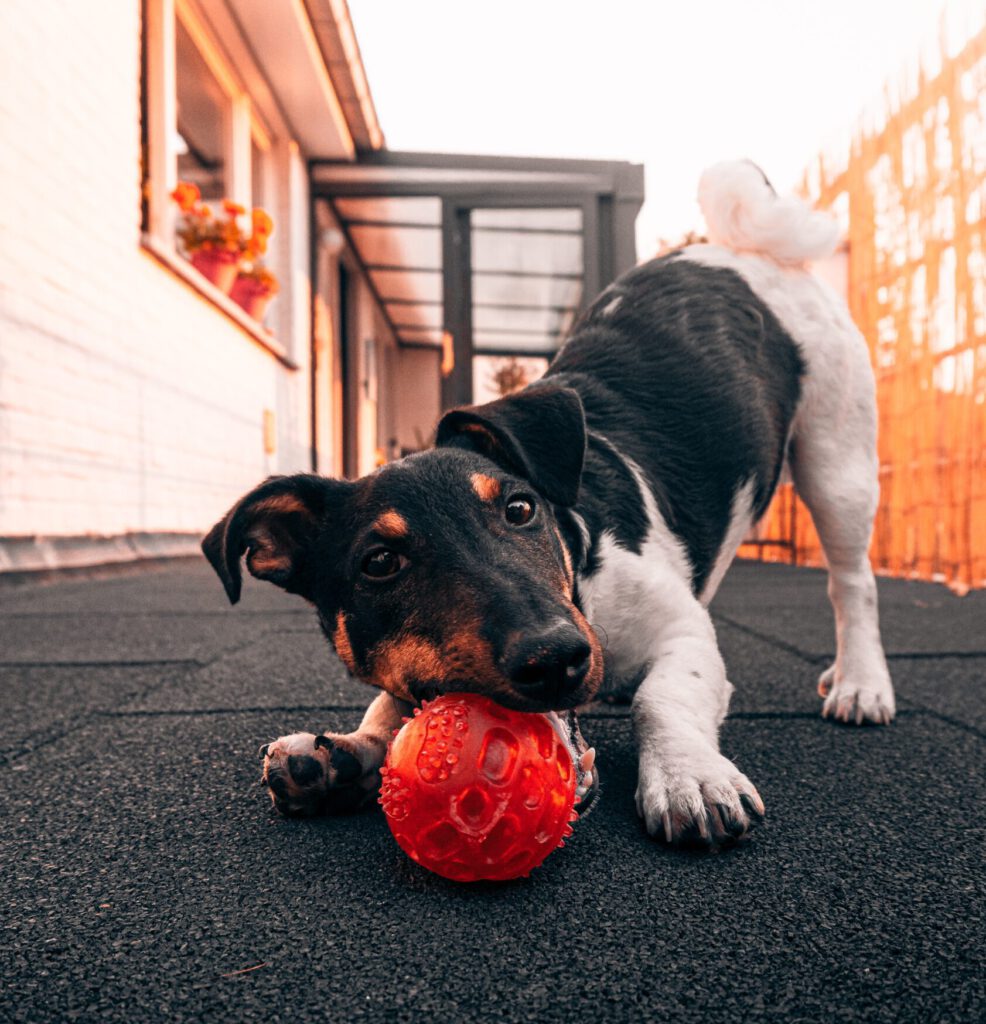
top-left (0, 0), bottom-right (313, 539)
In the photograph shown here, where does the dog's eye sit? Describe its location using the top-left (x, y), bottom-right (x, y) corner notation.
top-left (505, 496), bottom-right (536, 526)
top-left (361, 548), bottom-right (407, 580)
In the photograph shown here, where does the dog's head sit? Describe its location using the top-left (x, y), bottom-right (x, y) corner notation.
top-left (202, 383), bottom-right (603, 711)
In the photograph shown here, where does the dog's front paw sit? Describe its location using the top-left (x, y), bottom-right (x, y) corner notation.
top-left (635, 749), bottom-right (764, 849)
top-left (260, 731), bottom-right (382, 817)
top-left (819, 664), bottom-right (895, 725)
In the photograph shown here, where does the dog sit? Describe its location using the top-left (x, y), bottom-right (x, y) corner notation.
top-left (202, 160), bottom-right (895, 847)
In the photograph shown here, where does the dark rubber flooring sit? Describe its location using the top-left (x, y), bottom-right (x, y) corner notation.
top-left (1, 560), bottom-right (983, 1023)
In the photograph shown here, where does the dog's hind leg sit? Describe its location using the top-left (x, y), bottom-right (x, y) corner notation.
top-left (789, 337), bottom-right (895, 725)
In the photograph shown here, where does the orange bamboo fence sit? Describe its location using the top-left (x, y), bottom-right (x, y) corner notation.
top-left (740, 18), bottom-right (986, 594)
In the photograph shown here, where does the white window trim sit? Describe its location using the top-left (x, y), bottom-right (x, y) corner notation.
top-left (143, 0), bottom-right (290, 354)
top-left (145, 0), bottom-right (179, 244)
top-left (249, 116), bottom-right (274, 216)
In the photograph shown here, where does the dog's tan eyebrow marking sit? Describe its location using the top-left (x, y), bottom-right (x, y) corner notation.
top-left (371, 510), bottom-right (409, 538)
top-left (470, 473), bottom-right (501, 502)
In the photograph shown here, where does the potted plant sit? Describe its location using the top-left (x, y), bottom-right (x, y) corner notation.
top-left (170, 183), bottom-right (246, 294)
top-left (230, 263), bottom-right (279, 321)
top-left (230, 209), bottom-right (279, 320)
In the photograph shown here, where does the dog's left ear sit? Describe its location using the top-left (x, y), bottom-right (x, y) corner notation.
top-left (436, 384), bottom-right (586, 506)
top-left (201, 474), bottom-right (351, 604)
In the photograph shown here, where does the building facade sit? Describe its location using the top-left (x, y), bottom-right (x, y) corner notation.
top-left (0, 0), bottom-right (431, 573)
top-left (0, 1), bottom-right (644, 577)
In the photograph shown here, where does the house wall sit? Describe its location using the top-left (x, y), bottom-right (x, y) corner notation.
top-left (0, 1), bottom-right (313, 555)
top-left (352, 283), bottom-right (378, 478)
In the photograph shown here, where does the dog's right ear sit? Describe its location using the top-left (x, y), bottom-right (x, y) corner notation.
top-left (201, 474), bottom-right (352, 604)
top-left (436, 384), bottom-right (586, 506)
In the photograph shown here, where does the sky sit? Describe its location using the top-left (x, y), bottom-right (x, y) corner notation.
top-left (348, 0), bottom-right (983, 257)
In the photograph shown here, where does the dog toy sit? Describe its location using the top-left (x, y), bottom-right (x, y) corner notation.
top-left (379, 693), bottom-right (578, 882)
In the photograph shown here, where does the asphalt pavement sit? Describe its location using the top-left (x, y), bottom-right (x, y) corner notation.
top-left (1, 559), bottom-right (983, 1023)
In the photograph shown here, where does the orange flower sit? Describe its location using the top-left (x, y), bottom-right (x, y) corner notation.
top-left (223, 199), bottom-right (246, 218)
top-left (252, 208), bottom-right (274, 237)
top-left (170, 181), bottom-right (201, 213)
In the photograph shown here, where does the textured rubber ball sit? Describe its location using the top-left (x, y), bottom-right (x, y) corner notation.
top-left (379, 694), bottom-right (577, 882)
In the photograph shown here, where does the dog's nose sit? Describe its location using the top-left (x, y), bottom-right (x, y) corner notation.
top-left (504, 621), bottom-right (591, 704)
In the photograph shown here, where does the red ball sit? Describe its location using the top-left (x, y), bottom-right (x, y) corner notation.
top-left (379, 693), bottom-right (577, 882)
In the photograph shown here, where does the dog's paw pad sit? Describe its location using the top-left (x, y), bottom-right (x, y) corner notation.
top-left (261, 732), bottom-right (377, 817)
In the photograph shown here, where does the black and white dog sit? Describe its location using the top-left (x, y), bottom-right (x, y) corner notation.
top-left (203, 161), bottom-right (895, 847)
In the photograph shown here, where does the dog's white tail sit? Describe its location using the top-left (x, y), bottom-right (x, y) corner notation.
top-left (697, 160), bottom-right (839, 266)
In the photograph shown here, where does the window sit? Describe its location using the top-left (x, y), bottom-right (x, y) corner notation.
top-left (175, 17), bottom-right (228, 202)
top-left (141, 0), bottom-right (281, 331)
top-left (250, 127), bottom-right (271, 213)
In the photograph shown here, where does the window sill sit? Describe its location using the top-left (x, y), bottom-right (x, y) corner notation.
top-left (140, 234), bottom-right (298, 369)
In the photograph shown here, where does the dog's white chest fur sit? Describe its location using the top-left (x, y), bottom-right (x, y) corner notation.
top-left (576, 453), bottom-right (726, 681)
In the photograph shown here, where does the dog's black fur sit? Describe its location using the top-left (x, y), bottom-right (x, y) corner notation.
top-left (549, 254), bottom-right (804, 593)
top-left (203, 254), bottom-right (803, 709)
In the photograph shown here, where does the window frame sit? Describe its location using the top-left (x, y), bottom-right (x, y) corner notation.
top-left (249, 117), bottom-right (274, 215)
top-left (173, 11), bottom-right (235, 207)
top-left (146, 0), bottom-right (252, 242)
top-left (141, 0), bottom-right (288, 354)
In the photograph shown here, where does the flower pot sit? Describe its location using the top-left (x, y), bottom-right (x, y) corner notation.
top-left (230, 274), bottom-right (276, 321)
top-left (190, 249), bottom-right (240, 294)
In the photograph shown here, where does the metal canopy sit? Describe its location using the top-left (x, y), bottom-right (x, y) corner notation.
top-left (311, 150), bottom-right (644, 407)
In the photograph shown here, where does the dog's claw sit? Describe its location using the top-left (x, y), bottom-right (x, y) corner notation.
top-left (824, 689), bottom-right (894, 726)
top-left (740, 789), bottom-right (765, 819)
top-left (695, 811), bottom-right (710, 842)
top-left (819, 664), bottom-right (896, 726)
top-left (313, 735), bottom-right (334, 750)
top-left (258, 743), bottom-right (270, 758)
top-left (661, 811), bottom-right (673, 844)
top-left (715, 802), bottom-right (749, 840)
top-left (707, 804), bottom-right (725, 840)
top-left (637, 751), bottom-right (764, 850)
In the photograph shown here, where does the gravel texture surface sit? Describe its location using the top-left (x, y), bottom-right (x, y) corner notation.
top-left (1, 561), bottom-right (982, 1022)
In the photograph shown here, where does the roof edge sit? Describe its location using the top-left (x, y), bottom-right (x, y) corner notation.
top-left (304, 0), bottom-right (386, 152)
